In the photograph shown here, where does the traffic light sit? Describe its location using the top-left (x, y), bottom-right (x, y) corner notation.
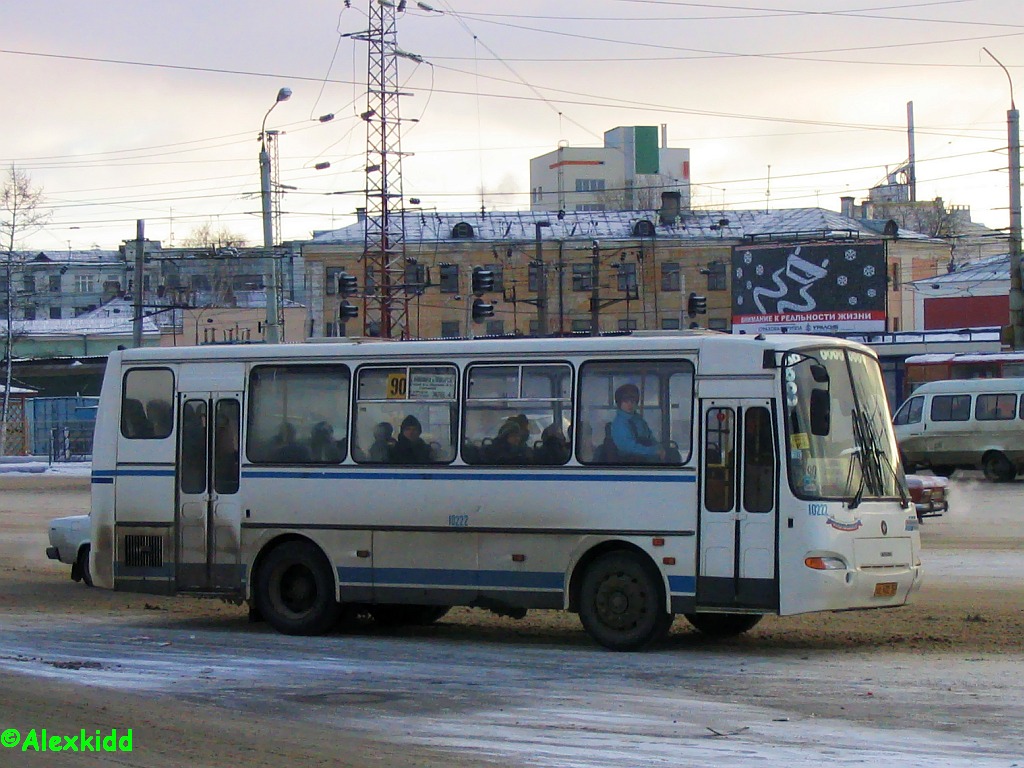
top-left (472, 266), bottom-right (494, 296)
top-left (687, 292), bottom-right (707, 316)
top-left (339, 300), bottom-right (358, 321)
top-left (471, 298), bottom-right (494, 323)
top-left (337, 272), bottom-right (358, 296)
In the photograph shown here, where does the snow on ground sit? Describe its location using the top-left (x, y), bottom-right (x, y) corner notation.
top-left (0, 457), bottom-right (92, 475)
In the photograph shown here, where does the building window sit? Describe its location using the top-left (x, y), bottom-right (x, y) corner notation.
top-left (575, 179), bottom-right (606, 193)
top-left (74, 275), bottom-right (94, 293)
top-left (576, 203), bottom-right (606, 212)
top-left (708, 318), bottom-right (728, 331)
top-left (528, 319), bottom-right (539, 336)
top-left (707, 262), bottom-right (727, 291)
top-left (661, 317), bottom-right (681, 330)
top-left (451, 222), bottom-right (474, 239)
top-left (891, 263), bottom-right (901, 291)
top-left (439, 264), bottom-right (459, 293)
top-left (440, 320), bottom-right (461, 338)
top-left (616, 263), bottom-right (638, 296)
top-left (618, 318), bottom-right (638, 332)
top-left (572, 263), bottom-right (595, 292)
top-left (405, 263), bottom-right (427, 295)
top-left (24, 305), bottom-right (36, 320)
top-left (529, 262), bottom-right (542, 293)
top-left (23, 275), bottom-right (35, 292)
top-left (49, 275), bottom-right (62, 293)
top-left (483, 264), bottom-right (504, 293)
top-left (532, 186), bottom-right (542, 203)
top-left (661, 263), bottom-right (681, 292)
top-left (49, 306), bottom-right (62, 319)
top-left (571, 319), bottom-right (592, 333)
top-left (485, 319), bottom-right (505, 336)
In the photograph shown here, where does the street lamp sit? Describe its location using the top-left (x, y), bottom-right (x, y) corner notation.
top-left (983, 48), bottom-right (1022, 351)
top-left (260, 87), bottom-right (291, 344)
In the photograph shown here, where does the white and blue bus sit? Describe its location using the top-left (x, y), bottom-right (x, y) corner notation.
top-left (90, 331), bottom-right (920, 650)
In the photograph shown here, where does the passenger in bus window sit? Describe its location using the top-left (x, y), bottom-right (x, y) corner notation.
top-left (485, 418), bottom-right (532, 465)
top-left (610, 384), bottom-right (665, 463)
top-left (270, 421), bottom-right (311, 463)
top-left (390, 415), bottom-right (434, 464)
top-left (534, 423), bottom-right (570, 465)
top-left (368, 421), bottom-right (396, 462)
top-left (146, 399), bottom-right (172, 437)
top-left (122, 398), bottom-right (153, 438)
top-left (310, 421), bottom-right (343, 463)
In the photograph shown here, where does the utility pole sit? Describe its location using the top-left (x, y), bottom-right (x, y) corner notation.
top-left (590, 242), bottom-right (601, 335)
top-left (984, 49), bottom-right (1023, 350)
top-left (132, 219), bottom-right (145, 348)
top-left (534, 221), bottom-right (550, 336)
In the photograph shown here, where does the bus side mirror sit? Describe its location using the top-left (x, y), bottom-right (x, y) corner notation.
top-left (810, 389), bottom-right (831, 436)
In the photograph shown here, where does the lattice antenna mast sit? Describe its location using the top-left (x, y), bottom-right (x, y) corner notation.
top-left (360, 0), bottom-right (410, 338)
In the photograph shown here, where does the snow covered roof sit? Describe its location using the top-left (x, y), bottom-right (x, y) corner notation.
top-left (13, 249), bottom-right (122, 264)
top-left (908, 253), bottom-right (1010, 287)
top-left (311, 207), bottom-right (938, 245)
top-left (2, 315), bottom-right (159, 337)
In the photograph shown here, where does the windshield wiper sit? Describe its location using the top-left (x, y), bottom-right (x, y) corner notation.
top-left (850, 408), bottom-right (909, 509)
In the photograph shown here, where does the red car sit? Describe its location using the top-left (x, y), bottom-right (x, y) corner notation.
top-left (906, 474), bottom-right (949, 522)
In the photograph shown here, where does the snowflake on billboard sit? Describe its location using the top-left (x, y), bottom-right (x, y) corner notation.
top-left (743, 251), bottom-right (753, 265)
top-left (837, 275), bottom-right (848, 286)
top-left (845, 249), bottom-right (857, 261)
top-left (867, 288), bottom-right (877, 298)
top-left (755, 264), bottom-right (764, 276)
top-left (848, 296), bottom-right (859, 305)
top-left (864, 265), bottom-right (875, 277)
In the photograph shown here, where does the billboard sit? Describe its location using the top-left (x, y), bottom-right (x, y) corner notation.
top-left (731, 242), bottom-right (887, 335)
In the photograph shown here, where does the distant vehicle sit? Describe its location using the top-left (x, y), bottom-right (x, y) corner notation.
top-left (904, 474), bottom-right (949, 523)
top-left (46, 515), bottom-right (92, 586)
top-left (894, 377), bottom-right (1024, 482)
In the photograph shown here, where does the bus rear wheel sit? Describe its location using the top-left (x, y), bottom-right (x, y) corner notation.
top-left (983, 452), bottom-right (1016, 483)
top-left (684, 612), bottom-right (762, 638)
top-left (931, 465), bottom-right (956, 478)
top-left (256, 541), bottom-right (339, 635)
top-left (579, 551), bottom-right (672, 651)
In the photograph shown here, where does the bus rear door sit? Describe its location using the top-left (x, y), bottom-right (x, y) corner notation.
top-left (177, 392), bottom-right (242, 593)
top-left (697, 399), bottom-right (779, 610)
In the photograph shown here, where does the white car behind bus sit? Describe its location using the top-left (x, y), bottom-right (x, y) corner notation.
top-left (46, 515), bottom-right (92, 586)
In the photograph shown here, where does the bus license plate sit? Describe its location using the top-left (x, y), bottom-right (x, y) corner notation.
top-left (873, 582), bottom-right (897, 598)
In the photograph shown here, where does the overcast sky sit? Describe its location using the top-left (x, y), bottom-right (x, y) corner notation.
top-left (3, 0), bottom-right (1020, 252)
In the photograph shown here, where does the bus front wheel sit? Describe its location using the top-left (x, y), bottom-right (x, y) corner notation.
top-left (684, 612), bottom-right (762, 638)
top-left (579, 551), bottom-right (672, 651)
top-left (256, 541), bottom-right (339, 635)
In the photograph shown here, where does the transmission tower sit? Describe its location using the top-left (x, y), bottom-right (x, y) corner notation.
top-left (359, 0), bottom-right (410, 338)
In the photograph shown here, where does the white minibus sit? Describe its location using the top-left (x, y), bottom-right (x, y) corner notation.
top-left (894, 377), bottom-right (1024, 482)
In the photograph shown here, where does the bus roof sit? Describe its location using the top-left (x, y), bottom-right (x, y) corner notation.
top-left (113, 333), bottom-right (876, 370)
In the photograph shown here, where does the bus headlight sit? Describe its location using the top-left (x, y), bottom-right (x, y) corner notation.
top-left (805, 556), bottom-right (847, 570)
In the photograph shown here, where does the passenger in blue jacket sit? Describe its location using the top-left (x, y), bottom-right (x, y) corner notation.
top-left (610, 384), bottom-right (665, 463)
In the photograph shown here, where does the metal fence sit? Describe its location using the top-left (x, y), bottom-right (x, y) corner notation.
top-left (28, 397), bottom-right (99, 461)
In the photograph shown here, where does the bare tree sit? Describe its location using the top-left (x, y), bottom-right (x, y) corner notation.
top-left (182, 222), bottom-right (249, 249)
top-left (2, 165), bottom-right (49, 455)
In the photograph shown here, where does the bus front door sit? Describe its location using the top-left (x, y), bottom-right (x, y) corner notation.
top-left (177, 393), bottom-right (242, 593)
top-left (697, 400), bottom-right (779, 610)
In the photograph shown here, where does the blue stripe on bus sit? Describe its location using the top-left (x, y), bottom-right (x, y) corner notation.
top-left (95, 467), bottom-right (696, 484)
top-left (668, 574), bottom-right (697, 594)
top-left (339, 566), bottom-right (564, 591)
top-left (243, 470), bottom-right (696, 484)
top-left (341, 568), bottom-right (694, 595)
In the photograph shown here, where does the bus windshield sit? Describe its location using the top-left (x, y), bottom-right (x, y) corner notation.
top-left (783, 347), bottom-right (903, 503)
